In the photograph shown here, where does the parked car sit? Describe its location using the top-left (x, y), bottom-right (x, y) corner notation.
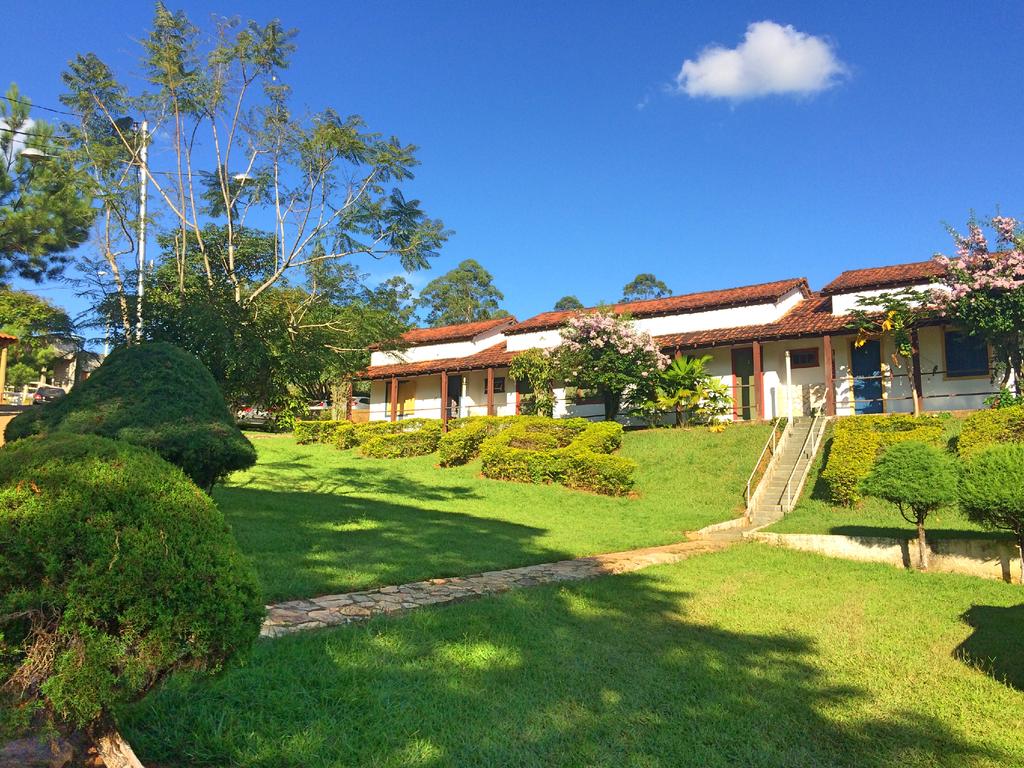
top-left (351, 396), bottom-right (370, 410)
top-left (32, 386), bottom-right (66, 404)
top-left (235, 405), bottom-right (276, 427)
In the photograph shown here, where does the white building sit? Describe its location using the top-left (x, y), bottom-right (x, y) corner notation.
top-left (361, 259), bottom-right (999, 424)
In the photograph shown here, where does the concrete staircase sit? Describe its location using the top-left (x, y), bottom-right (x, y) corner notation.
top-left (747, 417), bottom-right (815, 527)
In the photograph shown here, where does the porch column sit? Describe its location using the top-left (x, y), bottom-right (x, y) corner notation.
top-left (389, 376), bottom-right (398, 422)
top-left (440, 371), bottom-right (449, 431)
top-left (823, 335), bottom-right (836, 416)
top-left (0, 345), bottom-right (8, 404)
top-left (486, 367), bottom-right (495, 416)
top-left (752, 340), bottom-right (764, 421)
top-left (784, 349), bottom-right (793, 421)
top-left (910, 329), bottom-right (923, 416)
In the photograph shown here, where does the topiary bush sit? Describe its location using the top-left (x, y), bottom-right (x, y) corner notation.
top-left (479, 417), bottom-right (636, 495)
top-left (958, 405), bottom-right (1024, 458)
top-left (4, 343), bottom-right (256, 490)
top-left (860, 440), bottom-right (958, 570)
top-left (821, 415), bottom-right (946, 505)
top-left (437, 416), bottom-right (517, 467)
top-left (959, 443), bottom-right (1024, 584)
top-left (359, 420), bottom-right (443, 458)
top-left (0, 434), bottom-right (263, 743)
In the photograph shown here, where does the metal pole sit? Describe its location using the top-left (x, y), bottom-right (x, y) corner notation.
top-left (135, 120), bottom-right (148, 342)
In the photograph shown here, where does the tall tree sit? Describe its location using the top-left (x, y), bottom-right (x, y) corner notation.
top-left (554, 295), bottom-right (584, 311)
top-left (0, 84), bottom-right (93, 282)
top-left (59, 4), bottom-right (447, 343)
top-left (417, 258), bottom-right (507, 327)
top-left (0, 288), bottom-right (77, 387)
top-left (622, 273), bottom-right (671, 301)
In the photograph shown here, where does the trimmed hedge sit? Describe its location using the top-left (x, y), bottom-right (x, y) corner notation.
top-left (821, 415), bottom-right (946, 505)
top-left (958, 405), bottom-right (1024, 458)
top-left (359, 420), bottom-right (443, 459)
top-left (0, 434), bottom-right (263, 730)
top-left (294, 420), bottom-right (356, 448)
top-left (4, 342), bottom-right (255, 490)
top-left (438, 416), bottom-right (518, 467)
top-left (479, 417), bottom-right (635, 496)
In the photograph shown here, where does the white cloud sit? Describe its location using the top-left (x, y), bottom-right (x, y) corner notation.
top-left (676, 21), bottom-right (847, 100)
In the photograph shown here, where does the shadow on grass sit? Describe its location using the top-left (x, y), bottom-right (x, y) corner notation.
top-left (826, 525), bottom-right (1011, 542)
top-left (123, 571), bottom-right (1004, 768)
top-left (956, 604), bottom-right (1024, 692)
top-left (216, 485), bottom-right (572, 603)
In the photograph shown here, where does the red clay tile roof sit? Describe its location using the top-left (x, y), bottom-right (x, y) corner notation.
top-left (0, 332), bottom-right (16, 342)
top-left (820, 260), bottom-right (944, 296)
top-left (362, 341), bottom-right (517, 380)
top-left (655, 294), bottom-right (857, 350)
top-left (507, 278), bottom-right (809, 334)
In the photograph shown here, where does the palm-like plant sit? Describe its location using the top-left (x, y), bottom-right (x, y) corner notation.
top-left (655, 355), bottom-right (730, 427)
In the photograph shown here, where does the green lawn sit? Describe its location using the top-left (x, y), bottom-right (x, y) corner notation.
top-left (121, 544), bottom-right (1024, 767)
top-left (766, 419), bottom-right (1006, 540)
top-left (219, 424), bottom-right (771, 602)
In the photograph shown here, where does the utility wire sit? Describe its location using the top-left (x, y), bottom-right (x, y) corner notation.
top-left (2, 94), bottom-right (81, 118)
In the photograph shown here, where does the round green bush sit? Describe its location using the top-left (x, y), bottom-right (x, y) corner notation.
top-left (860, 440), bottom-right (958, 515)
top-left (4, 342), bottom-right (256, 490)
top-left (0, 434), bottom-right (263, 730)
top-left (959, 443), bottom-right (1024, 555)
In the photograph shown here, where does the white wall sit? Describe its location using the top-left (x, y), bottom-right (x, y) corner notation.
top-left (369, 367), bottom-right (515, 421)
top-left (829, 283), bottom-right (943, 315)
top-left (370, 326), bottom-right (507, 366)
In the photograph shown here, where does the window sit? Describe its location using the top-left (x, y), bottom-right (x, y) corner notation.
top-left (484, 376), bottom-right (506, 394)
top-left (789, 348), bottom-right (819, 369)
top-left (944, 330), bottom-right (989, 378)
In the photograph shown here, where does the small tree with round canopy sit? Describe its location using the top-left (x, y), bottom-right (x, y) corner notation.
top-left (860, 441), bottom-right (958, 570)
top-left (959, 443), bottom-right (1024, 584)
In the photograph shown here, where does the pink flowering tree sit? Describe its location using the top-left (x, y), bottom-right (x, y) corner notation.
top-left (933, 216), bottom-right (1024, 394)
top-left (552, 311), bottom-right (670, 420)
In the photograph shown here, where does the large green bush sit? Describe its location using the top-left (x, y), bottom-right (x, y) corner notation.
top-left (958, 405), bottom-right (1024, 458)
top-left (821, 415), bottom-right (945, 505)
top-left (0, 434), bottom-right (263, 733)
top-left (359, 420), bottom-right (443, 459)
top-left (479, 417), bottom-right (636, 496)
top-left (437, 415), bottom-right (518, 467)
top-left (959, 443), bottom-right (1024, 583)
top-left (4, 343), bottom-right (256, 490)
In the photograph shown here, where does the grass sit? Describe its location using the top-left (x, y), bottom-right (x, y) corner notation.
top-left (219, 424), bottom-right (772, 602)
top-left (766, 417), bottom-right (1008, 540)
top-left (121, 544), bottom-right (1024, 767)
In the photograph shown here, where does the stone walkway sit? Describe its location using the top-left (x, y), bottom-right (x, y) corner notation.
top-left (262, 539), bottom-right (728, 638)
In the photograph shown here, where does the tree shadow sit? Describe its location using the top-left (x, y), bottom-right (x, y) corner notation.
top-left (827, 525), bottom-right (1010, 542)
top-left (122, 571), bottom-right (1007, 767)
top-left (217, 485), bottom-right (572, 604)
top-left (956, 604), bottom-right (1024, 692)
top-left (807, 435), bottom-right (832, 502)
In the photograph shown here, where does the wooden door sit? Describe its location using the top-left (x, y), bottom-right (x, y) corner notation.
top-left (397, 380), bottom-right (417, 418)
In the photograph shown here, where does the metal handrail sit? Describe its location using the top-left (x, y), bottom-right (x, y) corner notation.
top-left (782, 412), bottom-right (828, 510)
top-left (745, 418), bottom-right (790, 511)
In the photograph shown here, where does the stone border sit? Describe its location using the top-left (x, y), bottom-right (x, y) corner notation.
top-left (262, 540), bottom-right (727, 638)
top-left (749, 531), bottom-right (1022, 582)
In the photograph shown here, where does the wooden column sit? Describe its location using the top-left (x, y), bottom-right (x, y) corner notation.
top-left (752, 340), bottom-right (765, 421)
top-left (0, 345), bottom-right (8, 404)
top-left (823, 335), bottom-right (836, 416)
top-left (486, 367), bottom-right (495, 416)
top-left (389, 376), bottom-right (398, 422)
top-left (440, 371), bottom-right (449, 431)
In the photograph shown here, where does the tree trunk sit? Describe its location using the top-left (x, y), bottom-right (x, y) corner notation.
top-left (602, 390), bottom-right (620, 421)
top-left (1017, 532), bottom-right (1024, 586)
top-left (916, 516), bottom-right (929, 570)
top-left (95, 729), bottom-right (145, 768)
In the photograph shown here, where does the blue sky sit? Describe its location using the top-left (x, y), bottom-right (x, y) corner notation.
top-left (6, 0), bottom-right (1024, 324)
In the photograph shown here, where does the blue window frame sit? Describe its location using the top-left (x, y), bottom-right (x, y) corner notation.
top-left (944, 331), bottom-right (989, 378)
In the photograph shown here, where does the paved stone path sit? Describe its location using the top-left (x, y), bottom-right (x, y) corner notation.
top-left (262, 539), bottom-right (727, 638)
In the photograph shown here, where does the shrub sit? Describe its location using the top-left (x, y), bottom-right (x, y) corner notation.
top-left (4, 343), bottom-right (255, 490)
top-left (0, 434), bottom-right (263, 736)
top-left (294, 419), bottom-right (355, 446)
top-left (860, 441), bottom-right (958, 569)
top-left (437, 416), bottom-right (517, 467)
top-left (359, 420), bottom-right (442, 458)
top-left (821, 415), bottom-right (945, 505)
top-left (479, 417), bottom-right (635, 495)
top-left (959, 443), bottom-right (1024, 584)
top-left (958, 405), bottom-right (1024, 458)
top-left (334, 421), bottom-right (358, 449)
